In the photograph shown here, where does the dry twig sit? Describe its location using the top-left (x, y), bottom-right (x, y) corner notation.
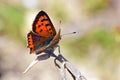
top-left (23, 50), bottom-right (87, 80)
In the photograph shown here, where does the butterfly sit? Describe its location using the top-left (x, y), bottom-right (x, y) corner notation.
top-left (27, 10), bottom-right (61, 54)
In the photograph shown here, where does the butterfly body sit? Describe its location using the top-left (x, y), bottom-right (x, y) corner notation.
top-left (27, 11), bottom-right (60, 54)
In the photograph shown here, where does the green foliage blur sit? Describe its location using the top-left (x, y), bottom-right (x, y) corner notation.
top-left (51, 1), bottom-right (69, 22)
top-left (82, 0), bottom-right (109, 15)
top-left (64, 28), bottom-right (120, 60)
top-left (0, 2), bottom-right (25, 42)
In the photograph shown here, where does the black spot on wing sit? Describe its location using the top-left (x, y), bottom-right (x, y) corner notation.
top-left (38, 25), bottom-right (41, 27)
top-left (41, 19), bottom-right (48, 22)
top-left (32, 10), bottom-right (56, 35)
top-left (50, 32), bottom-right (53, 34)
top-left (45, 24), bottom-right (50, 27)
top-left (49, 28), bottom-right (52, 30)
top-left (40, 29), bottom-right (43, 32)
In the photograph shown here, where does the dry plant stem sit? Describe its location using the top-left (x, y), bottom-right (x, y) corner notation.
top-left (23, 51), bottom-right (86, 80)
top-left (60, 62), bottom-right (67, 80)
top-left (51, 53), bottom-right (87, 80)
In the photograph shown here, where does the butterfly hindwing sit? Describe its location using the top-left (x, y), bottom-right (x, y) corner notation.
top-left (32, 11), bottom-right (56, 38)
top-left (27, 31), bottom-right (49, 53)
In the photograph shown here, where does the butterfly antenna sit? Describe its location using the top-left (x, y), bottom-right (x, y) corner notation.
top-left (59, 20), bottom-right (61, 30)
top-left (58, 20), bottom-right (76, 37)
top-left (61, 32), bottom-right (76, 37)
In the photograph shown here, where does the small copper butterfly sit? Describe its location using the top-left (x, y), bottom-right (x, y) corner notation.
top-left (27, 10), bottom-right (61, 54)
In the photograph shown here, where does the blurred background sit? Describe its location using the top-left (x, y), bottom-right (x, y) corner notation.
top-left (0, 0), bottom-right (120, 80)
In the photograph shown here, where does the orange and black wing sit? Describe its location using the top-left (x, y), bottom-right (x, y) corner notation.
top-left (27, 11), bottom-right (57, 54)
top-left (27, 31), bottom-right (48, 53)
top-left (32, 10), bottom-right (56, 38)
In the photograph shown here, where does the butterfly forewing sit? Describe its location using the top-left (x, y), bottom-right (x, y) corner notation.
top-left (32, 11), bottom-right (56, 38)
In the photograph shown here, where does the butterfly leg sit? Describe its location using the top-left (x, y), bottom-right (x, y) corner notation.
top-left (57, 45), bottom-right (61, 54)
